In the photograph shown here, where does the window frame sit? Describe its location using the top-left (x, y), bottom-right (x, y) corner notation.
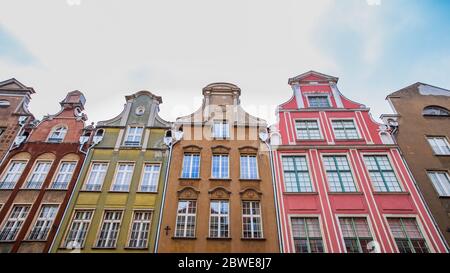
top-left (62, 209), bottom-right (94, 249)
top-left (321, 154), bottom-right (358, 193)
top-left (362, 153), bottom-right (403, 193)
top-left (330, 118), bottom-right (361, 140)
top-left (288, 215), bottom-right (326, 253)
top-left (110, 162), bottom-right (135, 192)
top-left (23, 160), bottom-right (53, 190)
top-left (385, 215), bottom-right (431, 253)
top-left (0, 204), bottom-right (32, 242)
top-left (306, 94), bottom-right (331, 108)
top-left (280, 154), bottom-right (314, 193)
top-left (181, 153), bottom-right (201, 179)
top-left (337, 216), bottom-right (375, 253)
top-left (83, 161), bottom-right (109, 191)
top-left (239, 154), bottom-right (259, 180)
top-left (46, 125), bottom-right (68, 143)
top-left (49, 161), bottom-right (77, 190)
top-left (426, 136), bottom-right (450, 155)
top-left (294, 118), bottom-right (324, 141)
top-left (126, 209), bottom-right (153, 249)
top-left (174, 200), bottom-right (198, 238)
top-left (26, 203), bottom-right (60, 241)
top-left (212, 120), bottom-right (230, 139)
top-left (94, 210), bottom-right (124, 249)
top-left (241, 200), bottom-right (264, 239)
top-left (138, 162), bottom-right (162, 193)
top-left (209, 200), bottom-right (230, 239)
top-left (211, 154), bottom-right (230, 179)
top-left (123, 126), bottom-right (144, 146)
top-left (427, 171), bottom-right (450, 197)
top-left (0, 160), bottom-right (28, 190)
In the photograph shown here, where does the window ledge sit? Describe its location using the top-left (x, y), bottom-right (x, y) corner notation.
top-left (372, 191), bottom-right (409, 195)
top-left (240, 238), bottom-right (266, 241)
top-left (206, 237), bottom-right (232, 241)
top-left (46, 188), bottom-right (68, 191)
top-left (80, 190), bottom-right (102, 193)
top-left (438, 196), bottom-right (450, 199)
top-left (434, 154), bottom-right (450, 157)
top-left (136, 191), bottom-right (158, 194)
top-left (328, 192), bottom-right (363, 195)
top-left (108, 190), bottom-right (130, 193)
top-left (334, 139), bottom-right (365, 142)
top-left (91, 247), bottom-right (118, 250)
top-left (296, 139), bottom-right (326, 142)
top-left (179, 177), bottom-right (201, 181)
top-left (239, 178), bottom-right (261, 182)
top-left (123, 247), bottom-right (149, 250)
top-left (283, 192), bottom-right (318, 195)
top-left (209, 178), bottom-right (232, 182)
top-left (172, 236), bottom-right (197, 240)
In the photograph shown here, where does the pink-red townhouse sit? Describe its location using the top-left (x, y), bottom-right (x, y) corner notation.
top-left (270, 71), bottom-right (448, 253)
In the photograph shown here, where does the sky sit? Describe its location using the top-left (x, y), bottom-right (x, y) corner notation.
top-left (0, 0), bottom-right (449, 125)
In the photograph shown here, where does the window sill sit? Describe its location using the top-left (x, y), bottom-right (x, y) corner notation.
top-left (283, 192), bottom-right (318, 195)
top-left (80, 190), bottom-right (102, 193)
top-left (372, 191), bottom-right (409, 195)
top-left (334, 139), bottom-right (365, 142)
top-left (239, 178), bottom-right (262, 182)
top-left (206, 237), bottom-right (232, 241)
top-left (22, 239), bottom-right (48, 243)
top-left (172, 236), bottom-right (197, 240)
top-left (296, 139), bottom-right (326, 142)
top-left (328, 192), bottom-right (363, 195)
top-left (209, 178), bottom-right (232, 182)
top-left (108, 190), bottom-right (130, 193)
top-left (91, 247), bottom-right (118, 250)
top-left (124, 247), bottom-right (149, 250)
top-left (212, 137), bottom-right (231, 140)
top-left (434, 154), bottom-right (450, 157)
top-left (240, 237), bottom-right (266, 241)
top-left (438, 196), bottom-right (450, 199)
top-left (136, 191), bottom-right (158, 194)
top-left (46, 188), bottom-right (69, 191)
top-left (179, 177), bottom-right (201, 181)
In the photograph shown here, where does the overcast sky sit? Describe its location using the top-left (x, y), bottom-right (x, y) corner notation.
top-left (1, 0), bottom-right (449, 125)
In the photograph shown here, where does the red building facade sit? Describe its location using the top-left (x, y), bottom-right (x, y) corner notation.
top-left (0, 90), bottom-right (93, 253)
top-left (272, 71), bottom-right (448, 253)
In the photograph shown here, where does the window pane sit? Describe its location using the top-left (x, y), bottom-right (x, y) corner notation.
top-left (291, 217), bottom-right (324, 253)
top-left (282, 156), bottom-right (313, 192)
top-left (363, 156), bottom-right (401, 192)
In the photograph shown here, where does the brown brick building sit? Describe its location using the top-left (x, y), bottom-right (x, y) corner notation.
top-left (157, 83), bottom-right (280, 252)
top-left (0, 79), bottom-right (35, 164)
top-left (382, 83), bottom-right (450, 247)
top-left (0, 90), bottom-right (93, 252)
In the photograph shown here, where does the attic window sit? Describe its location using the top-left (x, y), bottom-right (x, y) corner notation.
top-left (0, 100), bottom-right (10, 108)
top-left (423, 106), bottom-right (449, 117)
top-left (47, 125), bottom-right (67, 143)
top-left (307, 95), bottom-right (330, 108)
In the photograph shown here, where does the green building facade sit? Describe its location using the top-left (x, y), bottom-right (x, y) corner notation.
top-left (51, 91), bottom-right (172, 253)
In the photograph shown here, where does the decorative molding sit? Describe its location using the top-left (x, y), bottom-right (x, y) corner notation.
top-left (211, 145), bottom-right (231, 154)
top-left (239, 187), bottom-right (262, 200)
top-left (238, 146), bottom-right (258, 154)
top-left (182, 145), bottom-right (202, 153)
top-left (208, 186), bottom-right (231, 199)
top-left (177, 186), bottom-right (200, 200)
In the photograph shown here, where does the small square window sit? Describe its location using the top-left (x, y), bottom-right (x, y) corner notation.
top-left (212, 121), bottom-right (229, 139)
top-left (308, 96), bottom-right (330, 108)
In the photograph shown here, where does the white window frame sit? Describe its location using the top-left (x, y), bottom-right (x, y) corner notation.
top-left (181, 154), bottom-right (201, 179)
top-left (427, 136), bottom-right (450, 155)
top-left (139, 163), bottom-right (161, 192)
top-left (0, 160), bottom-right (27, 189)
top-left (337, 216), bottom-right (375, 253)
top-left (123, 126), bottom-right (144, 146)
top-left (24, 161), bottom-right (53, 189)
top-left (306, 94), bottom-right (331, 108)
top-left (322, 154), bottom-right (358, 193)
top-left (110, 162), bottom-right (135, 192)
top-left (209, 200), bottom-right (230, 238)
top-left (212, 120), bottom-right (230, 139)
top-left (95, 210), bottom-right (123, 248)
top-left (63, 209), bottom-right (94, 248)
top-left (241, 201), bottom-right (263, 239)
top-left (27, 204), bottom-right (59, 241)
top-left (427, 171), bottom-right (450, 197)
top-left (174, 200), bottom-right (197, 238)
top-left (127, 210), bottom-right (153, 248)
top-left (50, 161), bottom-right (77, 190)
top-left (47, 125), bottom-right (67, 143)
top-left (385, 215), bottom-right (431, 253)
top-left (211, 154), bottom-right (230, 179)
top-left (240, 154), bottom-right (259, 180)
top-left (289, 215), bottom-right (326, 253)
top-left (280, 154), bottom-right (314, 193)
top-left (331, 118), bottom-right (361, 140)
top-left (294, 118), bottom-right (323, 140)
top-left (0, 204), bottom-right (31, 241)
top-left (83, 162), bottom-right (109, 191)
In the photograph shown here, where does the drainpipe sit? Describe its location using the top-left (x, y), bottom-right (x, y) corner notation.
top-left (47, 140), bottom-right (97, 253)
top-left (261, 136), bottom-right (284, 253)
top-left (154, 133), bottom-right (181, 253)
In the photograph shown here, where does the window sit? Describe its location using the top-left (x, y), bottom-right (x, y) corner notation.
top-left (427, 171), bottom-right (450, 197)
top-left (111, 163), bottom-right (134, 192)
top-left (332, 120), bottom-right (359, 140)
top-left (323, 156), bottom-right (357, 192)
top-left (64, 210), bottom-right (93, 248)
top-left (282, 156), bottom-right (313, 192)
top-left (427, 137), bottom-right (450, 155)
top-left (295, 120), bottom-right (322, 140)
top-left (47, 126), bottom-right (67, 143)
top-left (209, 200), bottom-right (229, 238)
top-left (364, 155), bottom-right (402, 192)
top-left (240, 155), bottom-right (258, 179)
top-left (0, 160), bottom-right (27, 189)
top-left (96, 211), bottom-right (123, 248)
top-left (0, 205), bottom-right (30, 241)
top-left (0, 100), bottom-right (11, 108)
top-left (124, 126), bottom-right (143, 146)
top-left (387, 218), bottom-right (429, 253)
top-left (139, 164), bottom-right (160, 192)
top-left (50, 162), bottom-right (76, 189)
top-left (212, 155), bottom-right (229, 179)
top-left (242, 201), bottom-right (263, 239)
top-left (423, 106), bottom-right (450, 117)
top-left (84, 162), bottom-right (108, 191)
top-left (28, 205), bottom-right (58, 240)
top-left (308, 95), bottom-right (330, 108)
top-left (212, 121), bottom-right (230, 139)
top-left (181, 154), bottom-right (200, 179)
top-left (25, 161), bottom-right (52, 189)
top-left (291, 217), bottom-right (324, 253)
top-left (128, 211), bottom-right (152, 248)
top-left (339, 217), bottom-right (373, 253)
top-left (0, 127), bottom-right (6, 138)
top-left (175, 200), bottom-right (197, 238)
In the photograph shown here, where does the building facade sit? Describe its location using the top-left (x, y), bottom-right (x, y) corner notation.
top-left (382, 83), bottom-right (450, 246)
top-left (0, 78), bottom-right (35, 164)
top-left (157, 83), bottom-right (279, 253)
top-left (272, 71), bottom-right (448, 253)
top-left (0, 90), bottom-right (92, 253)
top-left (51, 90), bottom-right (172, 253)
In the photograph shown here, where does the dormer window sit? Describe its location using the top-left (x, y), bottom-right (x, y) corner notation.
top-left (212, 121), bottom-right (230, 139)
top-left (423, 106), bottom-right (450, 117)
top-left (47, 125), bottom-right (67, 143)
top-left (124, 126), bottom-right (143, 146)
top-left (307, 95), bottom-right (330, 108)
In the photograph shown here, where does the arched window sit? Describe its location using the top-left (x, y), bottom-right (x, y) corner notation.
top-left (47, 125), bottom-right (67, 143)
top-left (423, 106), bottom-right (450, 117)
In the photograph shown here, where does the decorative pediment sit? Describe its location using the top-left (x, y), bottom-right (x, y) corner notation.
top-left (0, 78), bottom-right (35, 94)
top-left (211, 145), bottom-right (231, 154)
top-left (177, 186), bottom-right (200, 199)
top-left (239, 187), bottom-right (262, 200)
top-left (183, 145), bottom-right (202, 153)
top-left (238, 146), bottom-right (258, 154)
top-left (288, 70), bottom-right (339, 85)
top-left (208, 186), bottom-right (231, 199)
